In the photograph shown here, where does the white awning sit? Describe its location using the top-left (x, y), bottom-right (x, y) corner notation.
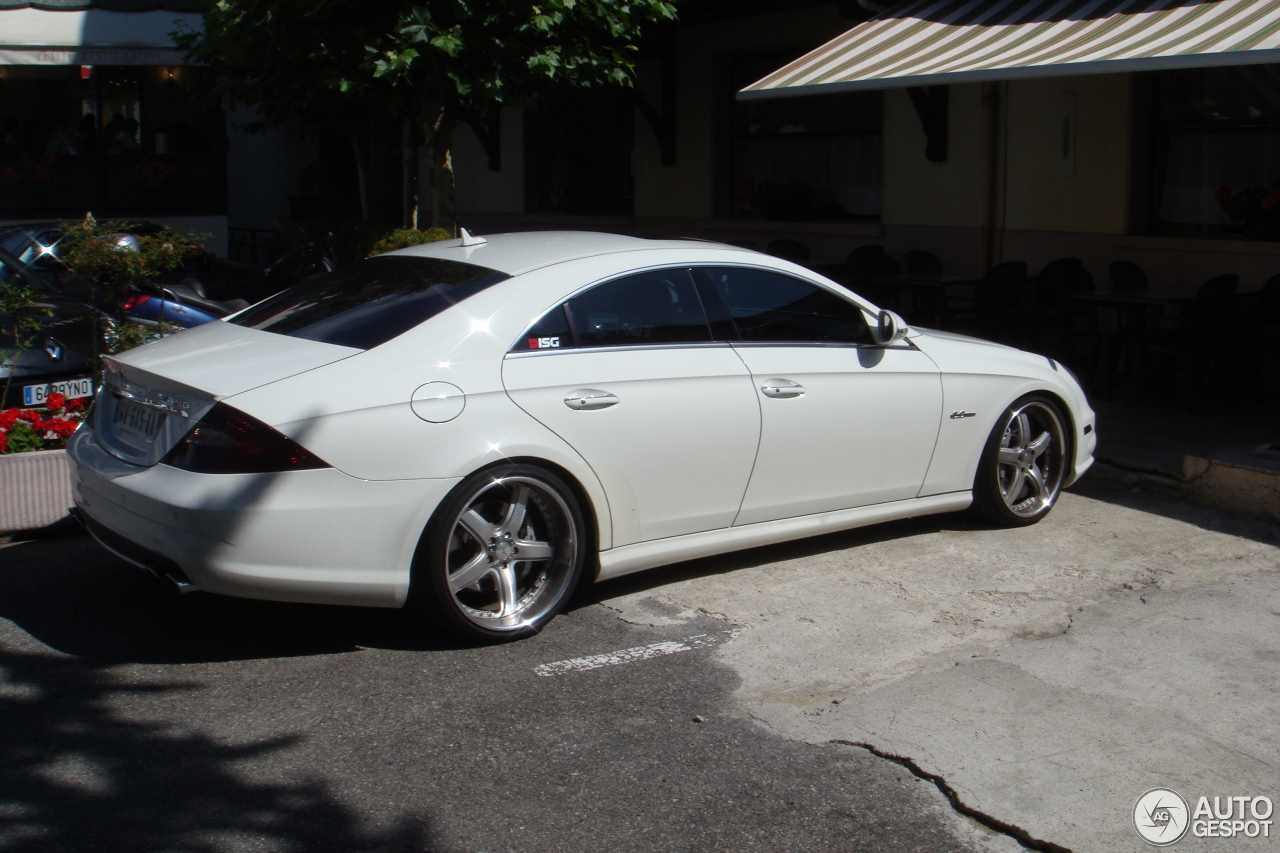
top-left (740, 0), bottom-right (1280, 99)
top-left (0, 8), bottom-right (201, 65)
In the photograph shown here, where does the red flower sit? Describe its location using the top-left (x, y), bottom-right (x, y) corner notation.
top-left (45, 392), bottom-right (67, 412)
top-left (66, 398), bottom-right (86, 413)
top-left (0, 431), bottom-right (7, 453)
top-left (42, 417), bottom-right (79, 439)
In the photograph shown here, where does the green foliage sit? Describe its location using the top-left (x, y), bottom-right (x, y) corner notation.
top-left (56, 215), bottom-right (207, 309)
top-left (0, 278), bottom-right (54, 406)
top-left (0, 281), bottom-right (51, 350)
top-left (177, 0), bottom-right (677, 228)
top-left (367, 227), bottom-right (454, 257)
top-left (105, 320), bottom-right (181, 355)
top-left (2, 420), bottom-right (44, 454)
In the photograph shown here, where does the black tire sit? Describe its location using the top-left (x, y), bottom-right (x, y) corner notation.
top-left (972, 395), bottom-right (1070, 527)
top-left (409, 463), bottom-right (587, 642)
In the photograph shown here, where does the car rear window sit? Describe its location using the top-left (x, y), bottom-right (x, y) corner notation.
top-left (231, 256), bottom-right (510, 350)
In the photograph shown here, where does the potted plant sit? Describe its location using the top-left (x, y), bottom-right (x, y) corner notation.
top-left (0, 393), bottom-right (88, 533)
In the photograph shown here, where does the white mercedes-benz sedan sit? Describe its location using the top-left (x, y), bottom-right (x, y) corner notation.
top-left (69, 231), bottom-right (1096, 642)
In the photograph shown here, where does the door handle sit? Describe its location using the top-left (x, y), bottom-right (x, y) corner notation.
top-left (564, 389), bottom-right (619, 410)
top-left (760, 379), bottom-right (805, 399)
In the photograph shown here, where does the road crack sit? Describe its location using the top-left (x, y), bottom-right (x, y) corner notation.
top-left (828, 739), bottom-right (1072, 853)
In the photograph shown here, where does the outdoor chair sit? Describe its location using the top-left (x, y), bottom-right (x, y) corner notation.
top-left (903, 249), bottom-right (942, 276)
top-left (1108, 260), bottom-right (1148, 293)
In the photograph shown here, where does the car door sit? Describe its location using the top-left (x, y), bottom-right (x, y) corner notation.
top-left (698, 266), bottom-right (943, 526)
top-left (503, 268), bottom-right (761, 547)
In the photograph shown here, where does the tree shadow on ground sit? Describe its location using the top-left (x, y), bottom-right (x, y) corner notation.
top-left (0, 529), bottom-right (470, 664)
top-left (0, 647), bottom-right (434, 852)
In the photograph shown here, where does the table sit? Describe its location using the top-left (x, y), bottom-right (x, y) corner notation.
top-left (868, 273), bottom-right (983, 327)
top-left (1068, 291), bottom-right (1191, 397)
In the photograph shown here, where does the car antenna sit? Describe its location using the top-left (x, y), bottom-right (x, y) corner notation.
top-left (459, 228), bottom-right (487, 247)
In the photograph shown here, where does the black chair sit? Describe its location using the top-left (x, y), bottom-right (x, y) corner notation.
top-left (1109, 260), bottom-right (1148, 293)
top-left (1037, 257), bottom-right (1096, 373)
top-left (1247, 274), bottom-right (1280, 397)
top-left (843, 244), bottom-right (896, 305)
top-left (950, 261), bottom-right (1027, 342)
top-left (1146, 273), bottom-right (1240, 402)
top-left (845, 244), bottom-right (888, 281)
top-left (766, 239), bottom-right (810, 264)
top-left (903, 249), bottom-right (942, 276)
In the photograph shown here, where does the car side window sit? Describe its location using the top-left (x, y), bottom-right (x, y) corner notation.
top-left (701, 266), bottom-right (872, 345)
top-left (566, 268), bottom-right (713, 348)
top-left (511, 305), bottom-right (573, 352)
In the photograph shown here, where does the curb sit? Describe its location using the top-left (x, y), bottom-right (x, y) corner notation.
top-left (1090, 446), bottom-right (1280, 522)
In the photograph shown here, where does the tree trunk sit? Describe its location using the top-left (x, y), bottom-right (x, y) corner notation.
top-left (349, 132), bottom-right (370, 223)
top-left (422, 112), bottom-right (457, 232)
top-left (401, 119), bottom-right (418, 229)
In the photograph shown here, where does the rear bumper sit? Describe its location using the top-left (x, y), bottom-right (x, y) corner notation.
top-left (67, 426), bottom-right (460, 608)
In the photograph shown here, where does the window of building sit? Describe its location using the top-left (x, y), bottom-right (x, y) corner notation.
top-left (0, 64), bottom-right (227, 217)
top-left (525, 88), bottom-right (634, 216)
top-left (729, 52), bottom-right (882, 222)
top-left (1151, 64), bottom-right (1280, 239)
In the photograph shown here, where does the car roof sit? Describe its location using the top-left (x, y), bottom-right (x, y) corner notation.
top-left (387, 230), bottom-right (755, 276)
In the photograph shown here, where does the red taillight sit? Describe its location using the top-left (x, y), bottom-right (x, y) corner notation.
top-left (122, 293), bottom-right (152, 311)
top-left (162, 403), bottom-right (329, 474)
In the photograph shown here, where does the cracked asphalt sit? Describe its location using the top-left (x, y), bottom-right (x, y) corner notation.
top-left (2, 474), bottom-right (1276, 852)
top-left (1, 526), bottom-right (1008, 853)
top-left (601, 477), bottom-right (1280, 852)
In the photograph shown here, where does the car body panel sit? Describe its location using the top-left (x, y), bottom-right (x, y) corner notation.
top-left (729, 341), bottom-right (943, 525)
top-left (67, 232), bottom-right (1097, 613)
top-left (70, 427), bottom-right (452, 607)
top-left (910, 330), bottom-right (1096, 494)
top-left (504, 344), bottom-right (761, 546)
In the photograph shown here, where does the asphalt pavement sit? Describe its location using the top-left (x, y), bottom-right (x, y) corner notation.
top-left (0, 527), bottom-right (1007, 853)
top-left (2, 474), bottom-right (1276, 852)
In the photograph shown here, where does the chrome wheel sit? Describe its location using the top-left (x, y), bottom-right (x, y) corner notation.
top-left (419, 466), bottom-right (584, 639)
top-left (975, 397), bottom-right (1069, 526)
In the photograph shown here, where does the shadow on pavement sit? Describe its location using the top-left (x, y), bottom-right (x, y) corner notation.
top-left (0, 528), bottom-right (469, 664)
top-left (581, 509), bottom-right (970, 607)
top-left (0, 646), bottom-right (434, 852)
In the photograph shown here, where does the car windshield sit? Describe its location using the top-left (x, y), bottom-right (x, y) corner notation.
top-left (231, 256), bottom-right (510, 350)
top-left (0, 244), bottom-right (55, 297)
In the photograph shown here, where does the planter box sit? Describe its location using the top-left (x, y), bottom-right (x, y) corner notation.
top-left (0, 449), bottom-right (72, 533)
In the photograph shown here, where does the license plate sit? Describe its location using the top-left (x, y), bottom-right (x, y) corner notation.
top-left (113, 397), bottom-right (165, 443)
top-left (23, 377), bottom-right (95, 407)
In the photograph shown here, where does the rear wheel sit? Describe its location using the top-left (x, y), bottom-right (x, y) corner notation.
top-left (973, 396), bottom-right (1069, 527)
top-left (411, 464), bottom-right (586, 642)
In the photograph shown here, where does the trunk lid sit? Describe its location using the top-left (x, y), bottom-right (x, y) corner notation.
top-left (94, 320), bottom-right (359, 466)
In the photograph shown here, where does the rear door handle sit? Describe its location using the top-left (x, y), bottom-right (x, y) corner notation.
top-left (760, 379), bottom-right (805, 399)
top-left (564, 389), bottom-right (619, 410)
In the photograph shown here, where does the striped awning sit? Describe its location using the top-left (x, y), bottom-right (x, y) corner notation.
top-left (740, 0), bottom-right (1280, 99)
top-left (0, 3), bottom-right (201, 65)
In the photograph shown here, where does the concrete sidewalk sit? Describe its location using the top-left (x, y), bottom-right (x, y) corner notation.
top-left (600, 431), bottom-right (1280, 851)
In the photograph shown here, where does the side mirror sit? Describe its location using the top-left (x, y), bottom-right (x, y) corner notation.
top-left (872, 309), bottom-right (909, 346)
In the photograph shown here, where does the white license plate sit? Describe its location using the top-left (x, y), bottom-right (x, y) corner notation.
top-left (113, 397), bottom-right (166, 443)
top-left (23, 378), bottom-right (95, 407)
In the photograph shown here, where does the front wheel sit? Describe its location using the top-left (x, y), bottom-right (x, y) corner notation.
top-left (972, 396), bottom-right (1070, 527)
top-left (410, 464), bottom-right (587, 642)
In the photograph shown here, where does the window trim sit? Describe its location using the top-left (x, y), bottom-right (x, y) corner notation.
top-left (506, 262), bottom-right (884, 356)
